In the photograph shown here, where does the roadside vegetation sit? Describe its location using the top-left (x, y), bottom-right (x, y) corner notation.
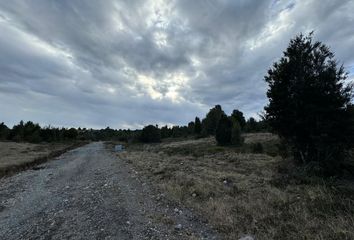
top-left (112, 33), bottom-right (354, 239)
top-left (117, 135), bottom-right (354, 239)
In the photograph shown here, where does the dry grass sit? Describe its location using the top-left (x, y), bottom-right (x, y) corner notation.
top-left (115, 134), bottom-right (354, 239)
top-left (243, 132), bottom-right (279, 144)
top-left (0, 141), bottom-right (84, 177)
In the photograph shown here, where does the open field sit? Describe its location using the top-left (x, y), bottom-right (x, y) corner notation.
top-left (116, 134), bottom-right (354, 239)
top-left (0, 141), bottom-right (86, 177)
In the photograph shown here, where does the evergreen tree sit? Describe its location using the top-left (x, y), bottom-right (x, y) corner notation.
top-left (194, 117), bottom-right (202, 135)
top-left (9, 121), bottom-right (25, 142)
top-left (264, 33), bottom-right (353, 174)
top-left (231, 119), bottom-right (243, 146)
top-left (231, 109), bottom-right (246, 130)
top-left (215, 114), bottom-right (232, 145)
top-left (187, 121), bottom-right (195, 135)
top-left (202, 105), bottom-right (224, 135)
top-left (245, 117), bottom-right (258, 132)
top-left (0, 122), bottom-right (9, 140)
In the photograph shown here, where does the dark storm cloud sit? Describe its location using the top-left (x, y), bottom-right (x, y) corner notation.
top-left (0, 0), bottom-right (353, 128)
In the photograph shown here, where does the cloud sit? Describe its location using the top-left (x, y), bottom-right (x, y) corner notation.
top-left (0, 0), bottom-right (353, 128)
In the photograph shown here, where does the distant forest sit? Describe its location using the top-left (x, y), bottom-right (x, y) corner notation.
top-left (0, 106), bottom-right (266, 144)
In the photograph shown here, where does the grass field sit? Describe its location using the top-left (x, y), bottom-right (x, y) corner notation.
top-left (0, 141), bottom-right (83, 177)
top-left (115, 134), bottom-right (354, 239)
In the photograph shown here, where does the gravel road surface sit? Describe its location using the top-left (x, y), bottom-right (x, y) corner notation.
top-left (0, 142), bottom-right (218, 240)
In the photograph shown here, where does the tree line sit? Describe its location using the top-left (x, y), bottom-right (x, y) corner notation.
top-left (0, 121), bottom-right (78, 143)
top-left (140, 106), bottom-right (267, 144)
top-left (0, 108), bottom-right (265, 144)
top-left (0, 121), bottom-right (143, 143)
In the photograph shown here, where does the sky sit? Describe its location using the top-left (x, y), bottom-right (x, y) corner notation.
top-left (0, 0), bottom-right (354, 129)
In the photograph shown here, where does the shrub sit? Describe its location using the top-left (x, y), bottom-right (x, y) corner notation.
top-left (64, 128), bottom-right (78, 140)
top-left (215, 114), bottom-right (232, 145)
top-left (140, 125), bottom-right (161, 143)
top-left (160, 125), bottom-right (171, 138)
top-left (231, 109), bottom-right (246, 130)
top-left (231, 120), bottom-right (243, 146)
top-left (194, 117), bottom-right (202, 135)
top-left (23, 121), bottom-right (42, 143)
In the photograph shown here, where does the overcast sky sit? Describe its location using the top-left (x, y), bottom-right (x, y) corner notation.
top-left (1, 0), bottom-right (353, 129)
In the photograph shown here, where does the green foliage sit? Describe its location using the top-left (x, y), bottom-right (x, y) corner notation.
top-left (40, 127), bottom-right (61, 142)
top-left (244, 117), bottom-right (269, 133)
top-left (160, 125), bottom-right (171, 138)
top-left (194, 117), bottom-right (202, 135)
top-left (160, 125), bottom-right (191, 139)
top-left (202, 105), bottom-right (225, 135)
top-left (171, 125), bottom-right (188, 138)
top-left (23, 121), bottom-right (41, 143)
top-left (6, 121), bottom-right (81, 143)
top-left (187, 121), bottom-right (195, 135)
top-left (140, 125), bottom-right (161, 143)
top-left (0, 122), bottom-right (9, 140)
top-left (64, 128), bottom-right (78, 140)
top-left (245, 117), bottom-right (257, 132)
top-left (231, 109), bottom-right (246, 130)
top-left (231, 120), bottom-right (243, 146)
top-left (215, 114), bottom-right (232, 145)
top-left (8, 121), bottom-right (25, 142)
top-left (264, 33), bottom-right (354, 175)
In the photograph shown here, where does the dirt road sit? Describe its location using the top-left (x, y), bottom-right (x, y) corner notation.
top-left (0, 142), bottom-right (218, 240)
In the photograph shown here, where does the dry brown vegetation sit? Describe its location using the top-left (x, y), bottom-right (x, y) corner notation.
top-left (0, 141), bottom-right (85, 177)
top-left (116, 133), bottom-right (354, 239)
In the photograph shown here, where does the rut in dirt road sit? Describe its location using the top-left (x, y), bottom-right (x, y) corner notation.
top-left (0, 142), bottom-right (218, 240)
